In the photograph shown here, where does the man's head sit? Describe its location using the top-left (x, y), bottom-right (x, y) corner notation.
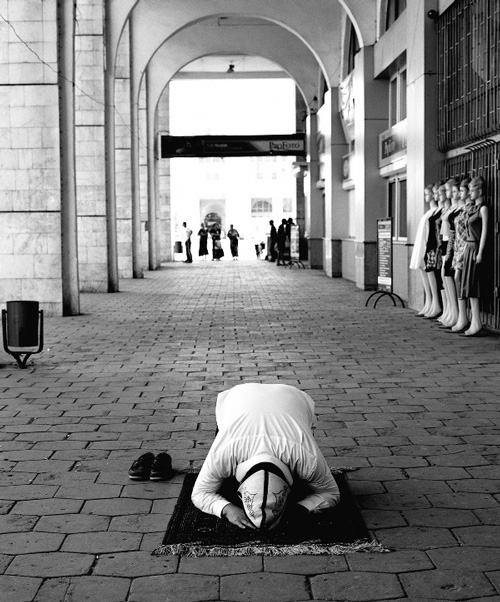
top-left (236, 454), bottom-right (292, 531)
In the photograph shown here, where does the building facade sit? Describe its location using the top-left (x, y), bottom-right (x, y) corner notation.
top-left (0, 0), bottom-right (498, 327)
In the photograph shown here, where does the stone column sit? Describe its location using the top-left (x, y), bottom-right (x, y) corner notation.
top-left (104, 0), bottom-right (119, 292)
top-left (58, 0), bottom-right (80, 315)
top-left (129, 18), bottom-right (143, 279)
top-left (306, 111), bottom-right (324, 269)
top-left (353, 45), bottom-right (388, 289)
top-left (146, 67), bottom-right (158, 270)
top-left (406, 0), bottom-right (441, 310)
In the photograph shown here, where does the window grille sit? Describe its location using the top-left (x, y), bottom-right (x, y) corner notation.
top-left (440, 141), bottom-right (499, 329)
top-left (437, 0), bottom-right (500, 151)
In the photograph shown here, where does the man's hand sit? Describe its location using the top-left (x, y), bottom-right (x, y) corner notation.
top-left (221, 503), bottom-right (256, 530)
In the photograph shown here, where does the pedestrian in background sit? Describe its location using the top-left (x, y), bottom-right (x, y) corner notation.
top-left (227, 224), bottom-right (240, 260)
top-left (276, 218), bottom-right (287, 266)
top-left (198, 223), bottom-right (209, 260)
top-left (183, 221), bottom-right (193, 263)
top-left (269, 219), bottom-right (277, 262)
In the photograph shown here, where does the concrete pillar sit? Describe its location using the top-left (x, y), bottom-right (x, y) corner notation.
top-left (146, 68), bottom-right (158, 270)
top-left (406, 0), bottom-right (441, 309)
top-left (129, 19), bottom-right (143, 279)
top-left (104, 1), bottom-right (119, 292)
top-left (57, 0), bottom-right (80, 315)
top-left (306, 112), bottom-right (324, 269)
top-left (353, 45), bottom-right (388, 289)
top-left (319, 89), bottom-right (348, 277)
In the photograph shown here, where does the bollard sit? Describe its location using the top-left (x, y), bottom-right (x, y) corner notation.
top-left (2, 300), bottom-right (44, 369)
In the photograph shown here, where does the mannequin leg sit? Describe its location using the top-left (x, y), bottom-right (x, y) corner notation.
top-left (463, 298), bottom-right (482, 336)
top-left (425, 271), bottom-right (442, 318)
top-left (442, 276), bottom-right (459, 326)
top-left (452, 269), bottom-right (470, 332)
top-left (417, 269), bottom-right (432, 316)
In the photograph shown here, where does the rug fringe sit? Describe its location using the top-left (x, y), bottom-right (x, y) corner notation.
top-left (152, 539), bottom-right (389, 558)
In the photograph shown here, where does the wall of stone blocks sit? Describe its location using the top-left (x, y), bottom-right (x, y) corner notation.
top-left (0, 0), bottom-right (63, 316)
top-left (75, 0), bottom-right (107, 292)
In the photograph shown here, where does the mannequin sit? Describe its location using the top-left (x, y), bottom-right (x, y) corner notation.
top-left (438, 178), bottom-right (460, 327)
top-left (436, 183), bottom-right (451, 323)
top-left (409, 184), bottom-right (435, 316)
top-left (459, 176), bottom-right (488, 337)
top-left (451, 177), bottom-right (473, 332)
top-left (422, 181), bottom-right (444, 318)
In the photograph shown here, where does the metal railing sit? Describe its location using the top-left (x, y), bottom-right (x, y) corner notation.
top-left (437, 0), bottom-right (500, 152)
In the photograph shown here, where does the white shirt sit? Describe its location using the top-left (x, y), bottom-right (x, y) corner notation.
top-left (184, 227), bottom-right (192, 241)
top-left (191, 383), bottom-right (340, 518)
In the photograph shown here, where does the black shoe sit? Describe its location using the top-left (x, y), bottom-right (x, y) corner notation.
top-left (150, 452), bottom-right (174, 481)
top-left (128, 452), bottom-right (155, 480)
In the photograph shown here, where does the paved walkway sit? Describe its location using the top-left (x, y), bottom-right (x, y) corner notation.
top-left (1, 260), bottom-right (500, 602)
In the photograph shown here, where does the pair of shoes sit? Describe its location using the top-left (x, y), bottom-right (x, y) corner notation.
top-left (128, 452), bottom-right (174, 481)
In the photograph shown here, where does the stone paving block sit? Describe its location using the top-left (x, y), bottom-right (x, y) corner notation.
top-left (428, 492), bottom-right (498, 509)
top-left (374, 526), bottom-right (458, 550)
top-left (129, 574), bottom-right (219, 602)
top-left (221, 572), bottom-right (308, 602)
top-left (310, 571), bottom-right (404, 601)
top-left (35, 513), bottom-right (110, 534)
top-left (109, 513), bottom-right (166, 533)
top-left (428, 546), bottom-right (500, 571)
top-left (6, 552), bottom-right (94, 577)
top-left (55, 483), bottom-right (122, 500)
top-left (0, 575), bottom-right (43, 602)
top-left (82, 497), bottom-right (152, 516)
top-left (347, 549), bottom-right (434, 573)
top-left (94, 551), bottom-right (178, 577)
top-left (61, 531), bottom-right (142, 554)
top-left (360, 509), bottom-right (407, 529)
top-left (0, 532), bottom-right (64, 555)
top-left (179, 556), bottom-right (263, 575)
top-left (263, 555), bottom-right (348, 574)
top-left (452, 525), bottom-right (500, 547)
top-left (402, 508), bottom-right (480, 528)
top-left (33, 576), bottom-right (131, 602)
top-left (0, 514), bottom-right (38, 532)
top-left (11, 498), bottom-right (83, 515)
top-left (400, 569), bottom-right (496, 600)
top-left (0, 485), bottom-right (59, 501)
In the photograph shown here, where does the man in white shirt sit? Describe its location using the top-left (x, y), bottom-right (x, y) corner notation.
top-left (182, 221), bottom-right (193, 263)
top-left (191, 383), bottom-right (340, 531)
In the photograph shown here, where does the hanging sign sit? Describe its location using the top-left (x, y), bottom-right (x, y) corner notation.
top-left (160, 134), bottom-right (306, 158)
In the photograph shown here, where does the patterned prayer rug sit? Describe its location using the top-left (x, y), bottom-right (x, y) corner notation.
top-left (153, 470), bottom-right (388, 557)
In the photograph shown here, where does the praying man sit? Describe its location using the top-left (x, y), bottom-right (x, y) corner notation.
top-left (191, 383), bottom-right (340, 531)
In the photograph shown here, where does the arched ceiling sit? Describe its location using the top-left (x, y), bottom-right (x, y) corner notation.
top-left (146, 18), bottom-right (322, 112)
top-left (108, 0), bottom-right (377, 77)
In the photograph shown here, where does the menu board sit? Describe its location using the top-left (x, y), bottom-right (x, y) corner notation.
top-left (377, 219), bottom-right (393, 293)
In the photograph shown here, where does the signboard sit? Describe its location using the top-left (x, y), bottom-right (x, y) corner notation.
top-left (378, 120), bottom-right (407, 168)
top-left (290, 225), bottom-right (300, 261)
top-left (377, 218), bottom-right (393, 292)
top-left (160, 134), bottom-right (306, 158)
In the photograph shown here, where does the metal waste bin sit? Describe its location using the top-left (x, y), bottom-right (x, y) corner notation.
top-left (6, 301), bottom-right (40, 347)
top-left (2, 300), bottom-right (44, 368)
top-left (174, 241), bottom-right (183, 253)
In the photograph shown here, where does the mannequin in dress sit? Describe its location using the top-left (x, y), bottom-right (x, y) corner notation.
top-left (436, 183), bottom-right (451, 323)
top-left (451, 177), bottom-right (473, 332)
top-left (422, 181), bottom-right (444, 318)
top-left (438, 178), bottom-right (460, 327)
top-left (409, 184), bottom-right (436, 316)
top-left (459, 176), bottom-right (488, 337)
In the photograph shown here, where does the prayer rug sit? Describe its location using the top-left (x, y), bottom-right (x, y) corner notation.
top-left (153, 470), bottom-right (388, 557)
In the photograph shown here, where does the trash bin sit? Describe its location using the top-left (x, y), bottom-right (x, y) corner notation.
top-left (174, 241), bottom-right (183, 253)
top-left (6, 300), bottom-right (40, 347)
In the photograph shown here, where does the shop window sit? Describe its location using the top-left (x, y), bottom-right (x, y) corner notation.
top-left (251, 199), bottom-right (272, 215)
top-left (389, 68), bottom-right (407, 127)
top-left (388, 177), bottom-right (407, 239)
top-left (385, 0), bottom-right (407, 32)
